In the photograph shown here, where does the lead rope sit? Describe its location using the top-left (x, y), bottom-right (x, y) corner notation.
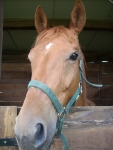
top-left (79, 60), bottom-right (103, 88)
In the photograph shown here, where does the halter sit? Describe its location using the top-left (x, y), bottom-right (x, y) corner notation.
top-left (28, 59), bottom-right (102, 150)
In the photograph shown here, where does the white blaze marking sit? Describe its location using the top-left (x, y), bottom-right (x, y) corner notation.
top-left (46, 43), bottom-right (53, 50)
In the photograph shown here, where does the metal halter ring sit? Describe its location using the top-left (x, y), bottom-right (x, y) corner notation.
top-left (57, 107), bottom-right (66, 120)
top-left (79, 83), bottom-right (82, 94)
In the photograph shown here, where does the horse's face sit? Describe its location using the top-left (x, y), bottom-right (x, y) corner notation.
top-left (14, 0), bottom-right (86, 150)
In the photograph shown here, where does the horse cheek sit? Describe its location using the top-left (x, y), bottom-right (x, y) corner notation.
top-left (63, 72), bottom-right (75, 91)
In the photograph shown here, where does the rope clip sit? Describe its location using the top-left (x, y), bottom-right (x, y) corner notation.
top-left (58, 107), bottom-right (66, 120)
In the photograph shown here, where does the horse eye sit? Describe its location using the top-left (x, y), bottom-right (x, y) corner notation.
top-left (70, 53), bottom-right (78, 61)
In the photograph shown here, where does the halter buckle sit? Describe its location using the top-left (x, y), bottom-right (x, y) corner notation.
top-left (58, 107), bottom-right (66, 120)
top-left (76, 94), bottom-right (80, 100)
top-left (79, 82), bottom-right (82, 94)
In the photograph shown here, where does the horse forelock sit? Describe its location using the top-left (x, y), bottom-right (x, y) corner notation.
top-left (34, 26), bottom-right (78, 45)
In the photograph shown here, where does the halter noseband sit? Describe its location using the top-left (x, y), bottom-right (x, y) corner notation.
top-left (28, 59), bottom-right (102, 150)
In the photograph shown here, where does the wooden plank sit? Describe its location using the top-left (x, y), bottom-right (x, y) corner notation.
top-left (86, 85), bottom-right (99, 104)
top-left (51, 106), bottom-right (113, 150)
top-left (86, 71), bottom-right (99, 83)
top-left (99, 85), bottom-right (113, 106)
top-left (0, 91), bottom-right (26, 101)
top-left (86, 62), bottom-right (113, 73)
top-left (1, 63), bottom-right (31, 72)
top-left (0, 84), bottom-right (27, 92)
top-left (99, 73), bottom-right (113, 85)
top-left (100, 86), bottom-right (113, 99)
top-left (2, 55), bottom-right (29, 63)
top-left (1, 71), bottom-right (31, 83)
top-left (0, 78), bottom-right (30, 84)
top-left (0, 102), bottom-right (23, 106)
top-left (86, 63), bottom-right (99, 71)
top-left (100, 62), bottom-right (113, 73)
top-left (99, 98), bottom-right (113, 106)
top-left (0, 0), bottom-right (3, 78)
top-left (0, 106), bottom-right (17, 150)
top-left (1, 71), bottom-right (31, 79)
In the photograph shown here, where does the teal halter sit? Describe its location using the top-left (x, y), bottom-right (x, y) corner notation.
top-left (28, 59), bottom-right (102, 150)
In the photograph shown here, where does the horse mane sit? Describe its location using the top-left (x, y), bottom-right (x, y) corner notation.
top-left (35, 26), bottom-right (78, 45)
top-left (34, 26), bottom-right (87, 105)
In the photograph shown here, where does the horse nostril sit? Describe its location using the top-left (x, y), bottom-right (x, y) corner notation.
top-left (34, 123), bottom-right (46, 148)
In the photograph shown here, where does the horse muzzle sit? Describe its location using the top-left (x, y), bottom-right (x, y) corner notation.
top-left (14, 119), bottom-right (53, 150)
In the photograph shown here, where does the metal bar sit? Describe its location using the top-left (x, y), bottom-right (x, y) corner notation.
top-left (0, 138), bottom-right (17, 146)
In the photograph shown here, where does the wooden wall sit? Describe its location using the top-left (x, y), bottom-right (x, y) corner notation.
top-left (0, 62), bottom-right (30, 106)
top-left (85, 52), bottom-right (113, 106)
top-left (86, 65), bottom-right (113, 105)
top-left (0, 52), bottom-right (113, 106)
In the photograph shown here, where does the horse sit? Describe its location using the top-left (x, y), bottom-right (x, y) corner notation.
top-left (14, 0), bottom-right (96, 149)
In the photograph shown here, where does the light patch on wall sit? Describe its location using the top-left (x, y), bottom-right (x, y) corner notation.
top-left (101, 61), bottom-right (109, 63)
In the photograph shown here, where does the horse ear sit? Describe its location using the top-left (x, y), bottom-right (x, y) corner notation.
top-left (70, 0), bottom-right (86, 33)
top-left (35, 6), bottom-right (49, 33)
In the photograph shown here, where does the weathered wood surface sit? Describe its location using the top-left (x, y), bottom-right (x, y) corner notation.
top-left (1, 63), bottom-right (31, 72)
top-left (0, 106), bottom-right (113, 150)
top-left (51, 106), bottom-right (113, 150)
top-left (0, 106), bottom-right (17, 150)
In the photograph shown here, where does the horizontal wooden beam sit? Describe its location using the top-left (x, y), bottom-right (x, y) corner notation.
top-left (52, 106), bottom-right (113, 150)
top-left (1, 63), bottom-right (31, 72)
top-left (1, 107), bottom-right (112, 149)
top-left (3, 19), bottom-right (113, 31)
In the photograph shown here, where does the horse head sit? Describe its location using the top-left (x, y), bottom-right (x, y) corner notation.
top-left (14, 0), bottom-right (86, 149)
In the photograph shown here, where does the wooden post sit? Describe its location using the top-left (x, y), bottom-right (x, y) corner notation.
top-left (0, 106), bottom-right (18, 150)
top-left (0, 0), bottom-right (3, 79)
